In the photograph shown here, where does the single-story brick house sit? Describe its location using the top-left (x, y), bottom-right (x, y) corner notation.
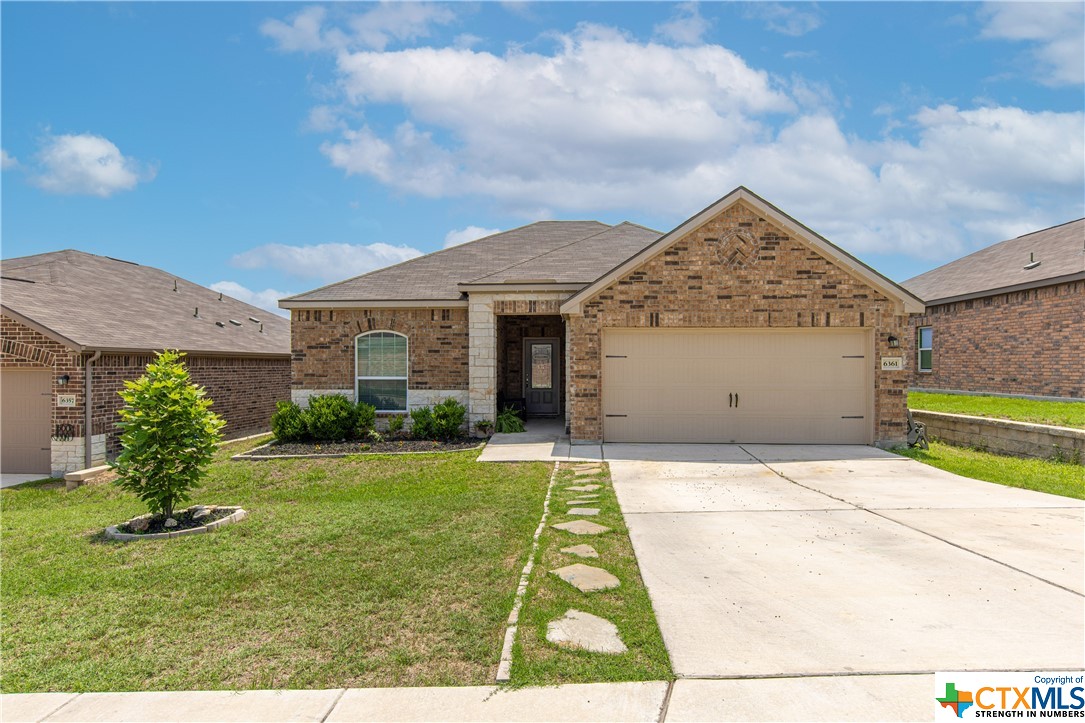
top-left (1, 250), bottom-right (291, 476)
top-left (903, 218), bottom-right (1084, 399)
top-left (282, 187), bottom-right (924, 446)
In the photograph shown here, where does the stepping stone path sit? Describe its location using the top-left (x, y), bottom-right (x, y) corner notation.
top-left (550, 563), bottom-right (620, 592)
top-left (567, 484), bottom-right (602, 492)
top-left (567, 507), bottom-right (600, 516)
top-left (552, 520), bottom-right (610, 535)
top-left (547, 609), bottom-right (627, 654)
top-left (561, 544), bottom-right (599, 559)
top-left (567, 498), bottom-right (598, 505)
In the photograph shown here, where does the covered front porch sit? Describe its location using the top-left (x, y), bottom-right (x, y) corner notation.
top-left (496, 314), bottom-right (566, 421)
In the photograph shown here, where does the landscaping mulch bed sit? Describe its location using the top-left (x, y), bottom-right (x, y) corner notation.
top-left (121, 506), bottom-right (236, 535)
top-left (256, 437), bottom-right (482, 456)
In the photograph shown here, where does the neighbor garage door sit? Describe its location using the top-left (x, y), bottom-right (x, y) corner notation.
top-left (1, 369), bottom-right (53, 473)
top-left (602, 328), bottom-right (872, 444)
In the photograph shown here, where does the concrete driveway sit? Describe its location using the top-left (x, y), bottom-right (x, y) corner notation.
top-left (605, 444), bottom-right (1084, 683)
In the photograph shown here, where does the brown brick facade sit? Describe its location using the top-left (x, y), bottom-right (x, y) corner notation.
top-left (910, 280), bottom-right (1084, 399)
top-left (566, 200), bottom-right (911, 444)
top-left (2, 314), bottom-right (289, 469)
top-left (290, 307), bottom-right (469, 393)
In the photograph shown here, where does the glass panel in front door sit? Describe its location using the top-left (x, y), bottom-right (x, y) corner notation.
top-left (530, 344), bottom-right (553, 389)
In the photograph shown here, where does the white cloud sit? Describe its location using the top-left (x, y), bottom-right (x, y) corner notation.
top-left (229, 241), bottom-right (423, 282)
top-left (270, 11), bottom-right (1084, 263)
top-left (979, 2), bottom-right (1084, 86)
top-left (31, 133), bottom-right (155, 197)
top-left (1, 149), bottom-right (18, 170)
top-left (209, 281), bottom-right (291, 317)
top-left (261, 6), bottom-right (329, 53)
top-left (654, 3), bottom-right (711, 45)
top-left (261, 3), bottom-right (456, 53)
top-left (321, 24), bottom-right (792, 208)
top-left (744, 3), bottom-right (823, 37)
top-left (443, 225), bottom-right (501, 248)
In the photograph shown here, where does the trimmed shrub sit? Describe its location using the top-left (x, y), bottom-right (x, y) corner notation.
top-left (386, 414), bottom-right (405, 435)
top-left (410, 406), bottom-right (436, 440)
top-left (355, 402), bottom-right (377, 436)
top-left (112, 350), bottom-right (224, 519)
top-left (271, 400), bottom-right (308, 442)
top-left (432, 397), bottom-right (467, 440)
top-left (305, 394), bottom-right (357, 441)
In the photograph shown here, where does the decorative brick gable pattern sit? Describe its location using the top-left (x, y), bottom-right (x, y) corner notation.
top-left (910, 281), bottom-right (1083, 398)
top-left (290, 308), bottom-right (469, 394)
top-left (567, 200), bottom-right (910, 444)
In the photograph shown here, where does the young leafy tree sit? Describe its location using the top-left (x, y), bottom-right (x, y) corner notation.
top-left (112, 350), bottom-right (225, 519)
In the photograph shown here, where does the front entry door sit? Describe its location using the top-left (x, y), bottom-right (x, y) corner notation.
top-left (523, 338), bottom-right (559, 416)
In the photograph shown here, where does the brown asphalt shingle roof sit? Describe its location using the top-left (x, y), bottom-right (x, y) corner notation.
top-left (1, 250), bottom-right (290, 356)
top-left (283, 220), bottom-right (662, 302)
top-left (903, 218), bottom-right (1085, 304)
top-left (465, 222), bottom-right (663, 285)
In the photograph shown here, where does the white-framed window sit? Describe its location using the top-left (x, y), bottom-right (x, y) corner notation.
top-left (356, 331), bottom-right (408, 412)
top-left (917, 326), bottom-right (933, 372)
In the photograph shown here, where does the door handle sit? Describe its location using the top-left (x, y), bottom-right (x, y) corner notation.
top-left (735, 393), bottom-right (739, 408)
top-left (728, 393), bottom-right (733, 408)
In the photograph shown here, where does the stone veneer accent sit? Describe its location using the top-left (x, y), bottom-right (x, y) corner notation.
top-left (565, 199), bottom-right (911, 445)
top-left (910, 280), bottom-right (1083, 399)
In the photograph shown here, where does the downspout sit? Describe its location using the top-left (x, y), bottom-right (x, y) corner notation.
top-left (84, 350), bottom-right (102, 469)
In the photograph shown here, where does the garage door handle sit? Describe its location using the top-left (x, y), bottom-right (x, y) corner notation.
top-left (734, 393), bottom-right (739, 408)
top-left (728, 393), bottom-right (733, 408)
top-left (605, 414), bottom-right (627, 418)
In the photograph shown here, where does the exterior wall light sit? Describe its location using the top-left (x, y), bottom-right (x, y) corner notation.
top-left (887, 336), bottom-right (900, 348)
top-left (57, 374), bottom-right (70, 385)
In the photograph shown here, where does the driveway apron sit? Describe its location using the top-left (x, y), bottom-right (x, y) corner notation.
top-left (605, 444), bottom-right (1085, 679)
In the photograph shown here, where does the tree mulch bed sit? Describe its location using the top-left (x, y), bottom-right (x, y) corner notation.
top-left (255, 437), bottom-right (482, 457)
top-left (121, 506), bottom-right (236, 535)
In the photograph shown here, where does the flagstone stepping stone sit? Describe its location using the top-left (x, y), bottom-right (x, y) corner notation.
top-left (551, 563), bottom-right (620, 592)
top-left (567, 484), bottom-right (602, 492)
top-left (547, 609), bottom-right (627, 654)
top-left (567, 507), bottom-right (600, 516)
top-left (552, 520), bottom-right (611, 535)
top-left (561, 544), bottom-right (599, 559)
top-left (567, 498), bottom-right (598, 505)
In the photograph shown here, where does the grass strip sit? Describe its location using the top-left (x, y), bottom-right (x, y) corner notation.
top-left (910, 392), bottom-right (1085, 429)
top-left (893, 441), bottom-right (1084, 500)
top-left (509, 463), bottom-right (673, 686)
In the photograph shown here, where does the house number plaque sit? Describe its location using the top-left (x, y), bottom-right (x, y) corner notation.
top-left (880, 357), bottom-right (903, 371)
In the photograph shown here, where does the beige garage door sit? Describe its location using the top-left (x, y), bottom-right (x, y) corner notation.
top-left (1, 369), bottom-right (53, 473)
top-left (602, 328), bottom-right (873, 444)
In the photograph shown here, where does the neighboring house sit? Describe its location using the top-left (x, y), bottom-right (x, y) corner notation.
top-left (283, 187), bottom-right (924, 446)
top-left (1, 250), bottom-right (291, 476)
top-left (903, 219), bottom-right (1084, 400)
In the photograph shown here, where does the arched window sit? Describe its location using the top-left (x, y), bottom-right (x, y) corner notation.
top-left (356, 331), bottom-right (408, 412)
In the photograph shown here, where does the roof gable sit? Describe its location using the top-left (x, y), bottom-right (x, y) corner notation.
top-left (903, 218), bottom-right (1085, 304)
top-left (1, 250), bottom-right (290, 355)
top-left (561, 187), bottom-right (925, 315)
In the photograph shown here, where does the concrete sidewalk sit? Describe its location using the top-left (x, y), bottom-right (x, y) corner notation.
top-left (1, 675), bottom-right (936, 722)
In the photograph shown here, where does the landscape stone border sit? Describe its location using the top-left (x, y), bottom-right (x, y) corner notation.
top-left (104, 507), bottom-right (248, 542)
top-left (231, 441), bottom-right (485, 462)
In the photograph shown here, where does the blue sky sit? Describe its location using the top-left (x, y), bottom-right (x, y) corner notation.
top-left (3, 2), bottom-right (1083, 315)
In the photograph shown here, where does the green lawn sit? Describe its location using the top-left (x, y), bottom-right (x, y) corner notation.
top-left (894, 441), bottom-right (1084, 500)
top-left (1, 439), bottom-right (552, 692)
top-left (511, 463), bottom-right (672, 686)
top-left (909, 392), bottom-right (1085, 429)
